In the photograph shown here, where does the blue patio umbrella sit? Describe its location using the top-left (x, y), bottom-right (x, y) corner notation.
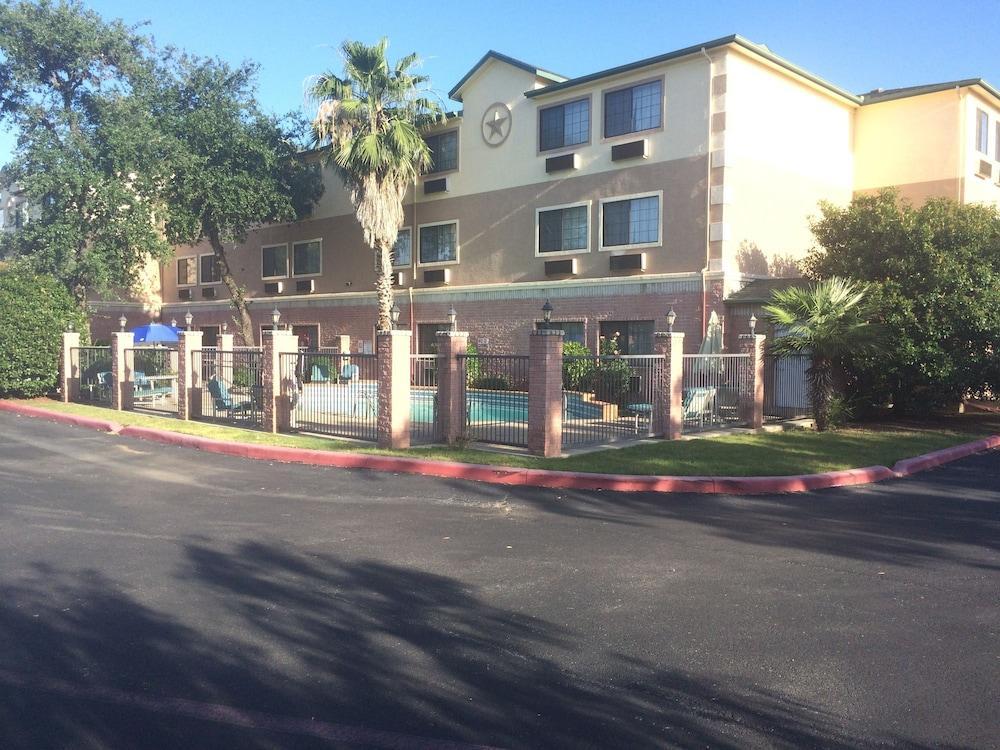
top-left (131, 323), bottom-right (181, 344)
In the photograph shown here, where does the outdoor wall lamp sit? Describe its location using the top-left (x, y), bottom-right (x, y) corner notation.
top-left (221, 321), bottom-right (228, 334)
top-left (170, 318), bottom-right (177, 328)
top-left (749, 314), bottom-right (758, 334)
top-left (118, 314), bottom-right (127, 331)
top-left (390, 303), bottom-right (401, 329)
top-left (666, 308), bottom-right (677, 333)
top-left (542, 299), bottom-right (553, 329)
top-left (447, 305), bottom-right (457, 331)
top-left (271, 308), bottom-right (281, 330)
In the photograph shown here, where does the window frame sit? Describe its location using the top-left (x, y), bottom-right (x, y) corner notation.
top-left (423, 128), bottom-right (460, 176)
top-left (198, 252), bottom-right (222, 286)
top-left (975, 108), bottom-right (989, 154)
top-left (537, 95), bottom-right (592, 154)
top-left (598, 190), bottom-right (663, 252)
top-left (534, 200), bottom-right (592, 257)
top-left (598, 319), bottom-right (655, 355)
top-left (996, 121), bottom-right (1000, 162)
top-left (416, 220), bottom-right (460, 268)
top-left (601, 76), bottom-right (665, 141)
top-left (291, 237), bottom-right (323, 278)
top-left (261, 243), bottom-right (289, 280)
top-left (535, 319), bottom-right (586, 346)
top-left (392, 227), bottom-right (413, 269)
top-left (175, 255), bottom-right (197, 288)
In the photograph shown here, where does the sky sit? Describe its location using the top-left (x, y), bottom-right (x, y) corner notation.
top-left (2, 0), bottom-right (999, 162)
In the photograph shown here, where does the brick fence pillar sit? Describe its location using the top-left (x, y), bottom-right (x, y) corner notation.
top-left (377, 329), bottom-right (411, 449)
top-left (739, 333), bottom-right (766, 429)
top-left (111, 331), bottom-right (134, 412)
top-left (528, 328), bottom-right (563, 458)
top-left (261, 329), bottom-right (298, 433)
top-left (177, 331), bottom-right (203, 421)
top-left (61, 331), bottom-right (80, 403)
top-left (436, 330), bottom-right (468, 445)
top-left (653, 331), bottom-right (685, 440)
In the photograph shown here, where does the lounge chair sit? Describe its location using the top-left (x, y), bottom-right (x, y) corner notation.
top-left (682, 387), bottom-right (717, 429)
top-left (206, 377), bottom-right (253, 418)
top-left (339, 363), bottom-right (360, 383)
top-left (310, 361), bottom-right (331, 383)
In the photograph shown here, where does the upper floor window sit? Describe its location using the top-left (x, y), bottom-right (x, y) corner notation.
top-left (425, 130), bottom-right (458, 174)
top-left (262, 244), bottom-right (288, 279)
top-left (601, 193), bottom-right (661, 249)
top-left (539, 98), bottom-right (590, 151)
top-left (199, 253), bottom-right (221, 285)
top-left (292, 239), bottom-right (322, 276)
top-left (537, 203), bottom-right (589, 254)
top-left (996, 122), bottom-right (1000, 161)
top-left (419, 222), bottom-right (458, 265)
top-left (976, 109), bottom-right (989, 154)
top-left (176, 257), bottom-right (196, 286)
top-left (392, 228), bottom-right (412, 268)
top-left (604, 79), bottom-right (662, 138)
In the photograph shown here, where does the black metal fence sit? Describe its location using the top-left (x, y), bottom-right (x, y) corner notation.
top-left (281, 351), bottom-right (378, 441)
top-left (73, 346), bottom-right (112, 405)
top-left (459, 354), bottom-right (530, 447)
top-left (764, 354), bottom-right (811, 422)
top-left (681, 353), bottom-right (754, 432)
top-left (410, 354), bottom-right (439, 444)
top-left (561, 354), bottom-right (663, 448)
top-left (127, 347), bottom-right (177, 415)
top-left (196, 347), bottom-right (264, 428)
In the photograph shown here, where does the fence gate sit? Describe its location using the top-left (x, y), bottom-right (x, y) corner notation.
top-left (280, 350), bottom-right (378, 441)
top-left (72, 346), bottom-right (112, 406)
top-left (764, 354), bottom-right (811, 422)
top-left (410, 354), bottom-right (439, 444)
top-left (459, 354), bottom-right (530, 447)
top-left (127, 347), bottom-right (178, 416)
top-left (196, 347), bottom-right (264, 429)
top-left (681, 353), bottom-right (753, 432)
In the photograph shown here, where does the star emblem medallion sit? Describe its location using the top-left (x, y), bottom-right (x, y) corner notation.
top-left (481, 102), bottom-right (512, 147)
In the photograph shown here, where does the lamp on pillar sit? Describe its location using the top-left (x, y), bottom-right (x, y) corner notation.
top-left (118, 314), bottom-right (127, 331)
top-left (390, 303), bottom-right (401, 329)
top-left (541, 299), bottom-right (553, 330)
top-left (184, 310), bottom-right (194, 330)
top-left (67, 322), bottom-right (74, 332)
top-left (170, 318), bottom-right (177, 328)
top-left (222, 321), bottom-right (228, 334)
top-left (271, 308), bottom-right (281, 331)
top-left (666, 308), bottom-right (677, 333)
top-left (447, 305), bottom-right (457, 332)
top-left (749, 314), bottom-right (757, 335)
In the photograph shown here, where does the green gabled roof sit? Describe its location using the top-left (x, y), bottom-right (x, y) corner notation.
top-left (523, 34), bottom-right (861, 104)
top-left (449, 51), bottom-right (566, 101)
top-left (859, 78), bottom-right (1000, 105)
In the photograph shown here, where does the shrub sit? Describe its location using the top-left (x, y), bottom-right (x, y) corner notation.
top-left (0, 267), bottom-right (88, 397)
top-left (562, 341), bottom-right (595, 392)
top-left (474, 374), bottom-right (511, 391)
top-left (465, 340), bottom-right (481, 386)
top-left (590, 358), bottom-right (633, 404)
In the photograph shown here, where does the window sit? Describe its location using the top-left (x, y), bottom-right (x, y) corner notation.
top-left (425, 130), bottom-right (458, 173)
top-left (996, 121), bottom-right (1000, 162)
top-left (392, 228), bottom-right (412, 268)
top-left (604, 79), bottom-right (662, 138)
top-left (199, 325), bottom-right (220, 348)
top-left (199, 254), bottom-right (221, 284)
top-left (292, 239), bottom-right (322, 276)
top-left (976, 109), bottom-right (989, 154)
top-left (539, 98), bottom-right (590, 151)
top-left (417, 323), bottom-right (447, 354)
top-left (419, 222), bottom-right (458, 264)
top-left (176, 257), bottom-right (196, 286)
top-left (262, 244), bottom-right (288, 279)
top-left (599, 320), bottom-right (654, 354)
top-left (601, 194), bottom-right (661, 248)
top-left (536, 320), bottom-right (585, 345)
top-left (537, 204), bottom-right (589, 254)
top-left (292, 324), bottom-right (319, 349)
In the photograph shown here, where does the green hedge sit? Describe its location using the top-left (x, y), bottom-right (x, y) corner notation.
top-left (0, 267), bottom-right (88, 397)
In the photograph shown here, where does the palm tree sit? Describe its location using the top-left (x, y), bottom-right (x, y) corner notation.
top-left (309, 39), bottom-right (444, 331)
top-left (763, 277), bottom-right (878, 431)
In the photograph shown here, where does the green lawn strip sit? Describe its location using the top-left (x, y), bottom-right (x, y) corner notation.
top-left (11, 398), bottom-right (989, 477)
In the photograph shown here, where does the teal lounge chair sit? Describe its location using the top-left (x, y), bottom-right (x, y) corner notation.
top-left (682, 387), bottom-right (717, 429)
top-left (206, 377), bottom-right (253, 417)
top-left (310, 361), bottom-right (330, 382)
top-left (339, 363), bottom-right (360, 383)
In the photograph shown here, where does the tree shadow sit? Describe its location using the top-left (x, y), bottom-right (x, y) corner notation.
top-left (0, 545), bottom-right (970, 749)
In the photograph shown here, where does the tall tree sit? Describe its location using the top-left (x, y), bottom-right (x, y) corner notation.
top-left (309, 39), bottom-right (443, 331)
top-left (764, 277), bottom-right (879, 431)
top-left (157, 56), bottom-right (323, 344)
top-left (0, 0), bottom-right (170, 304)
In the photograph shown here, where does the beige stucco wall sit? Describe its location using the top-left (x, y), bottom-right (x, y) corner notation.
top-left (721, 49), bottom-right (855, 271)
top-left (960, 90), bottom-right (1000, 207)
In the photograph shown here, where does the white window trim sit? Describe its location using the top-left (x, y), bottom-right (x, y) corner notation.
top-left (976, 109), bottom-right (989, 154)
top-left (534, 200), bottom-right (592, 257)
top-left (175, 255), bottom-right (197, 288)
top-left (598, 190), bottom-right (663, 252)
top-left (261, 243), bottom-right (289, 280)
top-left (198, 252), bottom-right (223, 286)
top-left (416, 220), bottom-right (460, 268)
top-left (392, 226), bottom-right (413, 269)
top-left (291, 237), bottom-right (323, 278)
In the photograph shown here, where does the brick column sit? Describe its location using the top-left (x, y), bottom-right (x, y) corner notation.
top-left (111, 331), bottom-right (134, 411)
top-left (435, 330), bottom-right (468, 444)
top-left (261, 329), bottom-right (299, 433)
top-left (528, 329), bottom-right (563, 458)
top-left (653, 331), bottom-right (685, 440)
top-left (376, 329), bottom-right (411, 449)
top-left (177, 331), bottom-right (203, 421)
top-left (60, 331), bottom-right (80, 403)
top-left (739, 333), bottom-right (766, 429)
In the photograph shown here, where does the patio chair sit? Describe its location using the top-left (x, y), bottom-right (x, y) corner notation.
top-left (96, 371), bottom-right (113, 401)
top-left (339, 363), bottom-right (360, 383)
top-left (683, 387), bottom-right (717, 429)
top-left (310, 361), bottom-right (331, 383)
top-left (206, 377), bottom-right (253, 418)
top-left (625, 401), bottom-right (653, 434)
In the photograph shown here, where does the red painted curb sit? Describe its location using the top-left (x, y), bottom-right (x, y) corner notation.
top-left (0, 401), bottom-right (121, 434)
top-left (1, 400), bottom-right (996, 495)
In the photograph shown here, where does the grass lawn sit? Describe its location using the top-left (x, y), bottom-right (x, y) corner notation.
top-left (10, 398), bottom-right (998, 477)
